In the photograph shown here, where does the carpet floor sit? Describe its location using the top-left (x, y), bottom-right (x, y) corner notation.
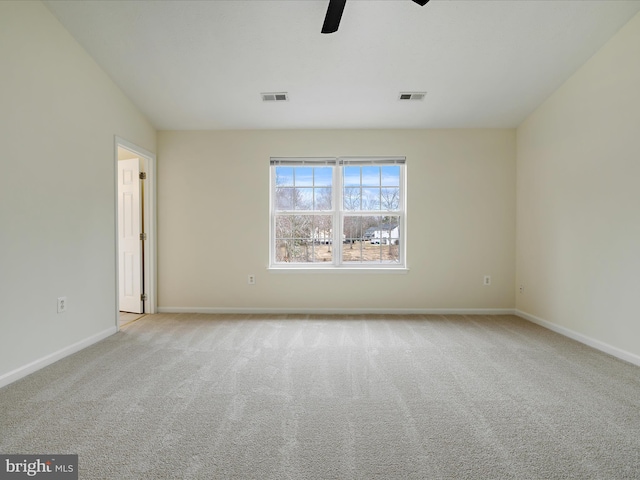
top-left (1, 313), bottom-right (639, 479)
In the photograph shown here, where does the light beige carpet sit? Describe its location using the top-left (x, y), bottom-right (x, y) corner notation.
top-left (119, 312), bottom-right (145, 327)
top-left (1, 313), bottom-right (639, 479)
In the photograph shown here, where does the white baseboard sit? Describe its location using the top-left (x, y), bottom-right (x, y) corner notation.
top-left (158, 306), bottom-right (517, 315)
top-left (0, 326), bottom-right (117, 389)
top-left (516, 309), bottom-right (640, 367)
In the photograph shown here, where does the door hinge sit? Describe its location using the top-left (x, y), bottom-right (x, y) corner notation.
top-left (139, 172), bottom-right (147, 180)
top-left (140, 232), bottom-right (147, 241)
top-left (141, 293), bottom-right (148, 301)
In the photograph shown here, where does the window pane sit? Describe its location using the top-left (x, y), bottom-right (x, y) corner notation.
top-left (345, 215), bottom-right (400, 263)
top-left (311, 215), bottom-right (333, 263)
top-left (275, 187), bottom-right (293, 210)
top-left (343, 186), bottom-right (361, 210)
top-left (343, 166), bottom-right (360, 187)
top-left (290, 242), bottom-right (311, 262)
top-left (275, 216), bottom-right (291, 239)
top-left (381, 166), bottom-right (400, 186)
top-left (361, 166), bottom-right (380, 186)
top-left (274, 215), bottom-right (333, 263)
top-left (275, 239), bottom-right (291, 263)
top-left (312, 214), bottom-right (332, 241)
top-left (295, 167), bottom-right (313, 187)
top-left (342, 216), bottom-right (364, 262)
top-left (276, 215), bottom-right (312, 263)
top-left (314, 187), bottom-right (332, 210)
top-left (370, 216), bottom-right (400, 263)
top-left (343, 216), bottom-right (364, 243)
top-left (280, 238), bottom-right (313, 263)
top-left (362, 216), bottom-right (384, 263)
top-left (381, 187), bottom-right (400, 210)
top-left (275, 167), bottom-right (294, 187)
top-left (292, 215), bottom-right (314, 241)
top-left (314, 167), bottom-right (332, 187)
top-left (363, 188), bottom-right (380, 210)
top-left (385, 215), bottom-right (401, 263)
top-left (294, 188), bottom-right (313, 210)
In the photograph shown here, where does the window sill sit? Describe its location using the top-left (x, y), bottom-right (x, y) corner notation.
top-left (267, 266), bottom-right (409, 274)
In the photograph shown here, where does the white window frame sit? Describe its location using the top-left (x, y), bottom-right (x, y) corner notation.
top-left (269, 156), bottom-right (407, 270)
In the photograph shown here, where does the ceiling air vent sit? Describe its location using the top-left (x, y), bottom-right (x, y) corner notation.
top-left (261, 92), bottom-right (289, 102)
top-left (399, 92), bottom-right (426, 101)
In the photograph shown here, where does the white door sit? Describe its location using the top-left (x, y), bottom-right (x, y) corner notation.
top-left (118, 158), bottom-right (143, 313)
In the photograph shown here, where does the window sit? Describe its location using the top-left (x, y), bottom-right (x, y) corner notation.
top-left (270, 157), bottom-right (406, 269)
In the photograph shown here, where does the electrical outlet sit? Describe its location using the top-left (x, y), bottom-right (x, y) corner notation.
top-left (519, 284), bottom-right (524, 294)
top-left (248, 274), bottom-right (256, 285)
top-left (57, 296), bottom-right (67, 313)
top-left (483, 275), bottom-right (491, 286)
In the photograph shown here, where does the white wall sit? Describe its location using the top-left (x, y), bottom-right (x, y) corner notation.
top-left (158, 129), bottom-right (515, 312)
top-left (0, 1), bottom-right (156, 382)
top-left (516, 12), bottom-right (640, 360)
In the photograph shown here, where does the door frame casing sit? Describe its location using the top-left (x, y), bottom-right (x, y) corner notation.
top-left (114, 136), bottom-right (157, 327)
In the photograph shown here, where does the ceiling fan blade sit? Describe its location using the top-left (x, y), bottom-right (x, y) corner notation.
top-left (412, 0), bottom-right (430, 5)
top-left (321, 0), bottom-right (347, 34)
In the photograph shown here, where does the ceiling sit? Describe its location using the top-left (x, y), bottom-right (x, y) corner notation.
top-left (44, 0), bottom-right (640, 130)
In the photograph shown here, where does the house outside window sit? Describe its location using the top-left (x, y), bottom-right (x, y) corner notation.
top-left (269, 157), bottom-right (406, 269)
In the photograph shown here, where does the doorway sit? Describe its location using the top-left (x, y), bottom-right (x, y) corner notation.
top-left (115, 137), bottom-right (156, 329)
